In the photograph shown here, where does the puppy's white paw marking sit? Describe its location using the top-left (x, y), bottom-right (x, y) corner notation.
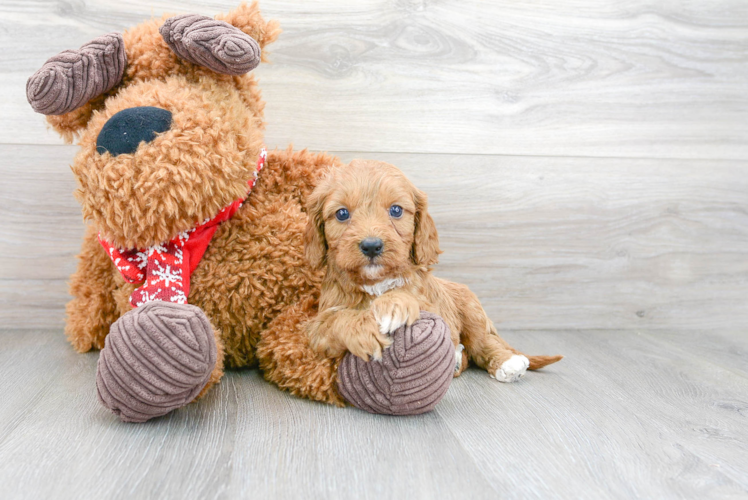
top-left (454, 344), bottom-right (465, 374)
top-left (378, 314), bottom-right (392, 334)
top-left (491, 355), bottom-right (529, 383)
top-left (376, 314), bottom-right (405, 335)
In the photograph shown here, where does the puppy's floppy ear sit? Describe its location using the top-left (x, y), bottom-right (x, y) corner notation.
top-left (411, 188), bottom-right (440, 267)
top-left (304, 178), bottom-right (331, 269)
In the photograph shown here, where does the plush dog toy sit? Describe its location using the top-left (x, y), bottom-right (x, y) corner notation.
top-left (27, 2), bottom-right (455, 421)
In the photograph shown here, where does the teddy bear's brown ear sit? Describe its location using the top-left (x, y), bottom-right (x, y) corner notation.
top-left (26, 33), bottom-right (127, 142)
top-left (159, 1), bottom-right (281, 76)
top-left (216, 1), bottom-right (282, 61)
top-left (160, 14), bottom-right (262, 75)
top-left (26, 33), bottom-right (127, 116)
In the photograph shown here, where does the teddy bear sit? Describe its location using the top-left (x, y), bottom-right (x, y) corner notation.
top-left (26, 2), bottom-right (456, 421)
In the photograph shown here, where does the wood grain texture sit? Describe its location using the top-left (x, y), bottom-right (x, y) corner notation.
top-left (436, 329), bottom-right (748, 499)
top-left (2, 0), bottom-right (747, 158)
top-left (0, 329), bottom-right (746, 499)
top-left (3, 145), bottom-right (746, 331)
top-left (0, 145), bottom-right (80, 328)
top-left (0, 330), bottom-right (498, 500)
top-left (337, 152), bottom-right (748, 331)
top-left (2, 2), bottom-right (747, 497)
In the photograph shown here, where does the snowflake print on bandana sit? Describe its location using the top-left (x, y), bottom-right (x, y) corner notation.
top-left (129, 239), bottom-right (185, 306)
top-left (100, 148), bottom-right (267, 307)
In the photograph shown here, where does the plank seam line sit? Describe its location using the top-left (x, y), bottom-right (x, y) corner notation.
top-left (3, 143), bottom-right (748, 163)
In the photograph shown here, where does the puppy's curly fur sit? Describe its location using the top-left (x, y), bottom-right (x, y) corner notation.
top-left (305, 160), bottom-right (562, 381)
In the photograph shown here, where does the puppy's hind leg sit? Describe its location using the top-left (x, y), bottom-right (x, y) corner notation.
top-left (448, 283), bottom-right (562, 382)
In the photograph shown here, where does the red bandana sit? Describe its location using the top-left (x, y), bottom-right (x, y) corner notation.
top-left (100, 149), bottom-right (266, 307)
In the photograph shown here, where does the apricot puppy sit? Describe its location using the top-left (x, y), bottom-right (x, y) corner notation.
top-left (305, 160), bottom-right (562, 382)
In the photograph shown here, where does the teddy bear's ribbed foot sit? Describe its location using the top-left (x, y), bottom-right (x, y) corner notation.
top-left (336, 311), bottom-right (454, 416)
top-left (96, 301), bottom-right (217, 422)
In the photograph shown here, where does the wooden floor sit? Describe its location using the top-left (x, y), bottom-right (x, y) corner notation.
top-left (1, 0), bottom-right (747, 498)
top-left (1, 328), bottom-right (747, 499)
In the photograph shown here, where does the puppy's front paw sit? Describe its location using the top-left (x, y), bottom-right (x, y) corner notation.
top-left (490, 355), bottom-right (529, 383)
top-left (376, 312), bottom-right (405, 335)
top-left (346, 330), bottom-right (392, 362)
top-left (371, 295), bottom-right (420, 335)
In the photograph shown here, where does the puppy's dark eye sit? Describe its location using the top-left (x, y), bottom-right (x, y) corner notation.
top-left (389, 205), bottom-right (403, 218)
top-left (335, 208), bottom-right (350, 222)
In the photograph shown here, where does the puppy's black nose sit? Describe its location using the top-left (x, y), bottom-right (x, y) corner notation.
top-left (359, 238), bottom-right (384, 258)
top-left (96, 106), bottom-right (172, 156)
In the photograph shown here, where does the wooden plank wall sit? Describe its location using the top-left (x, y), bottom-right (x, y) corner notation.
top-left (1, 0), bottom-right (746, 331)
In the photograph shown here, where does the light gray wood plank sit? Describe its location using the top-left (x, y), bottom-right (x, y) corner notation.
top-left (638, 329), bottom-right (748, 378)
top-left (0, 144), bottom-right (82, 281)
top-left (0, 328), bottom-right (746, 499)
top-left (0, 331), bottom-right (72, 440)
top-left (346, 152), bottom-right (748, 332)
top-left (0, 330), bottom-right (497, 500)
top-left (436, 329), bottom-right (748, 499)
top-left (2, 0), bottom-right (747, 159)
top-left (0, 280), bottom-right (69, 329)
top-left (0, 144), bottom-right (80, 328)
top-left (224, 371), bottom-right (497, 499)
top-left (4, 145), bottom-right (745, 332)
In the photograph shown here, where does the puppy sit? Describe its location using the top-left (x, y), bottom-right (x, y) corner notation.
top-left (304, 160), bottom-right (562, 382)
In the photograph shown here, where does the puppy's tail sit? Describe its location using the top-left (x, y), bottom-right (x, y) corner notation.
top-left (526, 354), bottom-right (563, 370)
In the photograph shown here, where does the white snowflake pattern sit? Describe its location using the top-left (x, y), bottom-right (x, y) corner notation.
top-left (150, 260), bottom-right (183, 287)
top-left (114, 259), bottom-right (131, 273)
top-left (173, 247), bottom-right (184, 265)
top-left (148, 243), bottom-right (169, 257)
top-left (130, 250), bottom-right (149, 270)
top-left (110, 253), bottom-right (127, 270)
top-left (133, 288), bottom-right (163, 307)
top-left (168, 287), bottom-right (188, 304)
top-left (177, 230), bottom-right (193, 243)
top-left (109, 247), bottom-right (122, 262)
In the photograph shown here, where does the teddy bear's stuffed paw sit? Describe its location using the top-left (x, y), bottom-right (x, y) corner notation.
top-left (337, 311), bottom-right (454, 416)
top-left (96, 301), bottom-right (217, 422)
top-left (490, 354), bottom-right (530, 383)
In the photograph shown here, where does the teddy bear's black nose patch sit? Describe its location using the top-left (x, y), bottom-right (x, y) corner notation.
top-left (96, 106), bottom-right (172, 156)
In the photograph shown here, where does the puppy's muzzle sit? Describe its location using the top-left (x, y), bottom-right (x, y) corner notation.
top-left (359, 237), bottom-right (384, 258)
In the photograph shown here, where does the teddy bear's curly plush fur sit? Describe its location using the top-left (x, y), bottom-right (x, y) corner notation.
top-left (45, 3), bottom-right (348, 410)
